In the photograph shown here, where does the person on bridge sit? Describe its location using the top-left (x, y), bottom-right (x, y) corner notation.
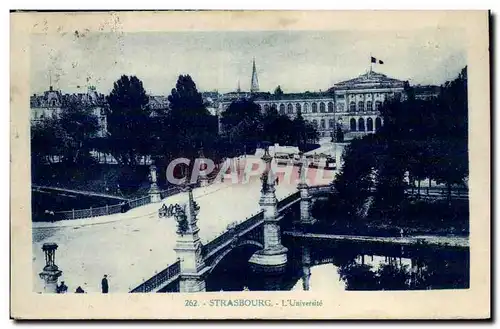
top-left (101, 275), bottom-right (109, 293)
top-left (75, 286), bottom-right (85, 293)
top-left (56, 281), bottom-right (68, 294)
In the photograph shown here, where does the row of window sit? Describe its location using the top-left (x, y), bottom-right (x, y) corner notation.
top-left (349, 101), bottom-right (383, 112)
top-left (262, 101), bottom-right (335, 115)
top-left (349, 117), bottom-right (382, 132)
top-left (309, 117), bottom-right (383, 132)
top-left (310, 118), bottom-right (336, 130)
top-left (259, 100), bottom-right (384, 115)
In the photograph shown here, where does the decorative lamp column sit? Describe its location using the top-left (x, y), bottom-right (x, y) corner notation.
top-left (298, 152), bottom-right (314, 225)
top-left (174, 184), bottom-right (209, 292)
top-left (148, 165), bottom-right (161, 202)
top-left (301, 245), bottom-right (312, 291)
top-left (39, 243), bottom-right (62, 293)
top-left (249, 146), bottom-right (288, 270)
top-left (198, 147), bottom-right (209, 187)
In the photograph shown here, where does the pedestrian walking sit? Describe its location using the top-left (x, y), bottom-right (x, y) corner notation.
top-left (56, 281), bottom-right (68, 294)
top-left (101, 275), bottom-right (109, 293)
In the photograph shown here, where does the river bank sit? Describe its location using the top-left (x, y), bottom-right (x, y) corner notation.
top-left (283, 231), bottom-right (469, 248)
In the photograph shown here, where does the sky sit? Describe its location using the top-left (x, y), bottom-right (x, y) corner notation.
top-left (30, 29), bottom-right (466, 96)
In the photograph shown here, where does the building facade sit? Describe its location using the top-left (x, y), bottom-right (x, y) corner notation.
top-left (30, 86), bottom-right (109, 137)
top-left (331, 70), bottom-right (407, 139)
top-left (218, 61), bottom-right (409, 139)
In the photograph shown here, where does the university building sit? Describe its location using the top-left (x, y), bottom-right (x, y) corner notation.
top-left (30, 61), bottom-right (438, 141)
top-left (217, 60), bottom-right (411, 139)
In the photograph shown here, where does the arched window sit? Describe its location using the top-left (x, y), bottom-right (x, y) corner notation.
top-left (358, 118), bottom-right (365, 131)
top-left (375, 117), bottom-right (382, 130)
top-left (312, 103), bottom-right (318, 113)
top-left (51, 100), bottom-right (56, 106)
top-left (358, 101), bottom-right (364, 112)
top-left (312, 119), bottom-right (318, 128)
top-left (367, 117), bottom-right (374, 131)
top-left (264, 104), bottom-right (270, 111)
top-left (296, 103), bottom-right (301, 113)
top-left (349, 102), bottom-right (356, 112)
top-left (319, 102), bottom-right (326, 113)
top-left (350, 118), bottom-right (357, 131)
top-left (366, 101), bottom-right (373, 112)
top-left (270, 104), bottom-right (277, 111)
top-left (320, 119), bottom-right (326, 129)
top-left (287, 103), bottom-right (293, 114)
top-left (328, 102), bottom-right (334, 112)
top-left (375, 101), bottom-right (382, 111)
top-left (329, 119), bottom-right (334, 129)
top-left (279, 103), bottom-right (285, 115)
top-left (303, 103), bottom-right (309, 113)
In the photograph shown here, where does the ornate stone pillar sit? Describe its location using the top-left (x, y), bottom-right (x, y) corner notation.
top-left (298, 153), bottom-right (314, 225)
top-left (198, 147), bottom-right (209, 187)
top-left (39, 243), bottom-right (62, 293)
top-left (148, 165), bottom-right (161, 202)
top-left (174, 185), bottom-right (209, 292)
top-left (249, 147), bottom-right (288, 270)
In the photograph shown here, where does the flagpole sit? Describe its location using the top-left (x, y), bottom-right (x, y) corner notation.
top-left (369, 53), bottom-right (372, 73)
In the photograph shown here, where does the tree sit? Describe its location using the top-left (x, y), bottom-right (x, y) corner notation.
top-left (220, 98), bottom-right (262, 148)
top-left (334, 123), bottom-right (344, 143)
top-left (332, 137), bottom-right (376, 223)
top-left (57, 99), bottom-right (100, 164)
top-left (166, 75), bottom-right (218, 167)
top-left (106, 75), bottom-right (151, 166)
top-left (292, 110), bottom-right (308, 149)
top-left (31, 117), bottom-right (65, 166)
top-left (274, 85), bottom-right (284, 96)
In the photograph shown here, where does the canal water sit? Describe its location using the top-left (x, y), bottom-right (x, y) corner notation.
top-left (204, 237), bottom-right (469, 292)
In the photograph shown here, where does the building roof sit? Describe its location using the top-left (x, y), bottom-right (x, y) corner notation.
top-left (220, 91), bottom-right (333, 103)
top-left (148, 95), bottom-right (169, 110)
top-left (330, 71), bottom-right (406, 92)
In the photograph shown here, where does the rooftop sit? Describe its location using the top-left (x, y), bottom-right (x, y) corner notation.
top-left (330, 71), bottom-right (406, 92)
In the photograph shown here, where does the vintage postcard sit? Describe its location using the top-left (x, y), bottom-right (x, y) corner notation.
top-left (10, 11), bottom-right (490, 319)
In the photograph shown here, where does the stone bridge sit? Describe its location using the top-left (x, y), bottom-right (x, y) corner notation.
top-left (130, 150), bottom-right (330, 293)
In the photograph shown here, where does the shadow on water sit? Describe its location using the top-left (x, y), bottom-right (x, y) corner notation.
top-left (205, 236), bottom-right (469, 292)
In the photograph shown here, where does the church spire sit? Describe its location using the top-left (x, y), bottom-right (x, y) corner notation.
top-left (250, 58), bottom-right (259, 93)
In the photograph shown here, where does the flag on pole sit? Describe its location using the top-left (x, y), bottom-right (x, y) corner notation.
top-left (371, 56), bottom-right (384, 64)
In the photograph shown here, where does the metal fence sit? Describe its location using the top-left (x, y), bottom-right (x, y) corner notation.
top-left (130, 259), bottom-right (181, 293)
top-left (160, 187), bottom-right (182, 199)
top-left (47, 186), bottom-right (187, 221)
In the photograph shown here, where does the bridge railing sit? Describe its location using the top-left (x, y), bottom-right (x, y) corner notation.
top-left (276, 192), bottom-right (301, 209)
top-left (307, 184), bottom-right (332, 196)
top-left (44, 187), bottom-right (186, 221)
top-left (160, 187), bottom-right (180, 199)
top-left (203, 211), bottom-right (264, 257)
top-left (130, 259), bottom-right (181, 293)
